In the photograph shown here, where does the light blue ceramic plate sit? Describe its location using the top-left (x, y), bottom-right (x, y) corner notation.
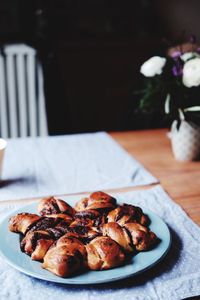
top-left (0, 200), bottom-right (171, 285)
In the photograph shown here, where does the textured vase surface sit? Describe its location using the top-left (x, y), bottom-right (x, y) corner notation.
top-left (169, 120), bottom-right (200, 161)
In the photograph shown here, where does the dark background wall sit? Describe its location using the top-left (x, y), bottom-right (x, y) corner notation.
top-left (0, 0), bottom-right (199, 134)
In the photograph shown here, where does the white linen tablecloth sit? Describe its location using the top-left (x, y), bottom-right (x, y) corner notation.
top-left (0, 132), bottom-right (157, 201)
top-left (0, 185), bottom-right (200, 300)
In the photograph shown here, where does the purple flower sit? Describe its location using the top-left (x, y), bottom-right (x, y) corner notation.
top-left (171, 51), bottom-right (182, 59)
top-left (172, 64), bottom-right (183, 77)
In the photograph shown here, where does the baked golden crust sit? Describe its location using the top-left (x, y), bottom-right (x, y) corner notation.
top-left (38, 196), bottom-right (75, 217)
top-left (74, 197), bottom-right (89, 211)
top-left (102, 222), bottom-right (133, 252)
top-left (20, 230), bottom-right (54, 261)
top-left (87, 191), bottom-right (117, 212)
top-left (9, 213), bottom-right (41, 234)
top-left (107, 204), bottom-right (149, 226)
top-left (10, 213), bottom-right (73, 261)
top-left (42, 236), bottom-right (87, 277)
top-left (86, 236), bottom-right (125, 270)
top-left (75, 191), bottom-right (116, 212)
top-left (124, 222), bottom-right (157, 251)
top-left (56, 235), bottom-right (87, 259)
top-left (89, 191), bottom-right (116, 205)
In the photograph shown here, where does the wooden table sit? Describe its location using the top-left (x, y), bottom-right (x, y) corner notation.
top-left (111, 128), bottom-right (200, 226)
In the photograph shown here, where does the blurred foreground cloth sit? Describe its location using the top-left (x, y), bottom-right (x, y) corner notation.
top-left (0, 132), bottom-right (157, 201)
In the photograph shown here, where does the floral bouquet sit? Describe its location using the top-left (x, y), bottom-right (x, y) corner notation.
top-left (136, 39), bottom-right (200, 160)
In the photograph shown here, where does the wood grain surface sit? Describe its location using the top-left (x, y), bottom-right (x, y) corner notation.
top-left (111, 129), bottom-right (200, 226)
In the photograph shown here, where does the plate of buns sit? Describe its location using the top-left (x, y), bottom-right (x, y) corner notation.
top-left (0, 191), bottom-right (171, 284)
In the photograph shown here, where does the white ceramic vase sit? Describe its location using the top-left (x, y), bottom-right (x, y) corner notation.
top-left (169, 120), bottom-right (200, 161)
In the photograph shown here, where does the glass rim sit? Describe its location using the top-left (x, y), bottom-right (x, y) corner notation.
top-left (0, 138), bottom-right (7, 150)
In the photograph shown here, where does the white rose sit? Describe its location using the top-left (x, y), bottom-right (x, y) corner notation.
top-left (140, 56), bottom-right (166, 77)
top-left (182, 57), bottom-right (200, 87)
top-left (180, 52), bottom-right (194, 62)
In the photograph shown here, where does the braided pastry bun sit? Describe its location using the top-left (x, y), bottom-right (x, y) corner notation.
top-left (9, 191), bottom-right (159, 278)
top-left (42, 235), bottom-right (87, 277)
top-left (38, 196), bottom-right (75, 217)
top-left (9, 213), bottom-right (41, 234)
top-left (102, 222), bottom-right (133, 252)
top-left (124, 222), bottom-right (157, 251)
top-left (19, 218), bottom-right (76, 262)
top-left (102, 221), bottom-right (157, 252)
top-left (86, 236), bottom-right (125, 270)
top-left (9, 213), bottom-right (73, 261)
top-left (20, 230), bottom-right (55, 261)
top-left (75, 191), bottom-right (116, 212)
top-left (107, 203), bottom-right (149, 226)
